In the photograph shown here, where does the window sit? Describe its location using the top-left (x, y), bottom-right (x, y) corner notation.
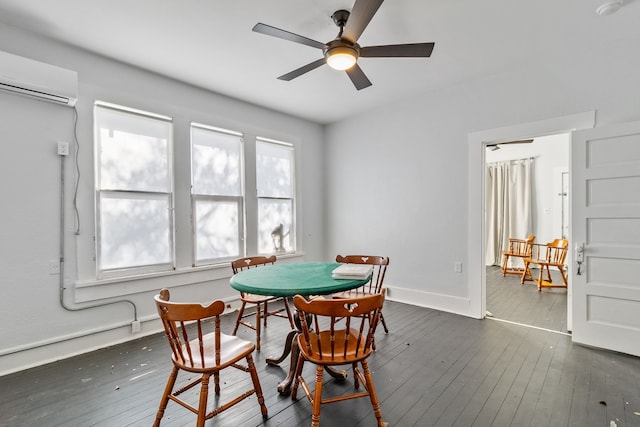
top-left (94, 103), bottom-right (174, 276)
top-left (191, 124), bottom-right (244, 264)
top-left (256, 138), bottom-right (295, 254)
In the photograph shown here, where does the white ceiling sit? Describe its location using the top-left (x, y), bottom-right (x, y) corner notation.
top-left (0, 0), bottom-right (638, 124)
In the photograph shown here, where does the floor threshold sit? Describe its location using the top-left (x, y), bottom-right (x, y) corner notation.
top-left (486, 316), bottom-right (572, 336)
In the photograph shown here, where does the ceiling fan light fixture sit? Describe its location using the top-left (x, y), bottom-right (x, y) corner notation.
top-left (325, 45), bottom-right (358, 70)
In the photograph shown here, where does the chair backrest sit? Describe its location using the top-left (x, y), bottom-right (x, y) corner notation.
top-left (335, 254), bottom-right (389, 294)
top-left (231, 255), bottom-right (277, 274)
top-left (293, 290), bottom-right (385, 363)
top-left (545, 239), bottom-right (569, 265)
top-left (506, 235), bottom-right (535, 256)
top-left (154, 288), bottom-right (226, 369)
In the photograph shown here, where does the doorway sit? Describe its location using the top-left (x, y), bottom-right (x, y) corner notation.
top-left (484, 134), bottom-right (570, 333)
top-left (465, 111), bottom-right (596, 329)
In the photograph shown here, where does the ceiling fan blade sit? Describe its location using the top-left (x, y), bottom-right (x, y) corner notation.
top-left (505, 139), bottom-right (534, 144)
top-left (253, 23), bottom-right (326, 50)
top-left (360, 42), bottom-right (435, 58)
top-left (277, 58), bottom-right (327, 81)
top-left (345, 63), bottom-right (372, 90)
top-left (486, 139), bottom-right (534, 147)
top-left (342, 0), bottom-right (384, 45)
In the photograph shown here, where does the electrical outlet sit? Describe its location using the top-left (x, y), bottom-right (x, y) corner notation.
top-left (49, 260), bottom-right (60, 275)
top-left (454, 262), bottom-right (463, 273)
top-left (131, 320), bottom-right (141, 334)
top-left (57, 141), bottom-right (69, 156)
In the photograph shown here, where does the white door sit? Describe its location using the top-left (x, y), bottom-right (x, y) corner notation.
top-left (571, 121), bottom-right (640, 357)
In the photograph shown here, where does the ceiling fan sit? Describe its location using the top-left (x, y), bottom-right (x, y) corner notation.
top-left (486, 139), bottom-right (534, 151)
top-left (252, 0), bottom-right (435, 90)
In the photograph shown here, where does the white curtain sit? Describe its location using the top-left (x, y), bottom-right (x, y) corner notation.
top-left (485, 158), bottom-right (533, 266)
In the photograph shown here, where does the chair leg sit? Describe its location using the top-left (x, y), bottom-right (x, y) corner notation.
top-left (196, 373), bottom-right (210, 427)
top-left (154, 365), bottom-right (179, 427)
top-left (361, 360), bottom-right (385, 427)
top-left (559, 267), bottom-right (568, 285)
top-left (501, 254), bottom-right (509, 276)
top-left (263, 301), bottom-right (269, 327)
top-left (255, 303), bottom-right (262, 351)
top-left (379, 312), bottom-right (389, 334)
top-left (232, 302), bottom-right (247, 335)
top-left (246, 354), bottom-right (269, 418)
top-left (537, 265), bottom-right (545, 291)
top-left (352, 362), bottom-right (360, 389)
top-left (290, 352), bottom-right (305, 400)
top-left (311, 365), bottom-right (324, 427)
top-left (213, 370), bottom-right (220, 394)
top-left (521, 261), bottom-right (531, 284)
top-left (283, 297), bottom-right (295, 329)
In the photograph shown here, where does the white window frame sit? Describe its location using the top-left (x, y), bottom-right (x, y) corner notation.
top-left (190, 123), bottom-right (246, 265)
top-left (256, 137), bottom-right (296, 255)
top-left (94, 102), bottom-right (175, 279)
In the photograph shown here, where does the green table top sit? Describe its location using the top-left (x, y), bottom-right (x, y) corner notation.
top-left (229, 262), bottom-right (370, 297)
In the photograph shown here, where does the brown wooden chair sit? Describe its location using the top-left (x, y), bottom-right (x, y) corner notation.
top-left (501, 234), bottom-right (535, 276)
top-left (291, 291), bottom-right (387, 427)
top-left (153, 288), bottom-right (268, 427)
top-left (521, 239), bottom-right (569, 291)
top-left (231, 256), bottom-right (294, 351)
top-left (332, 254), bottom-right (390, 334)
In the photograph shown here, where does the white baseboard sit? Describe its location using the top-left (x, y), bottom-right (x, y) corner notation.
top-left (385, 285), bottom-right (476, 318)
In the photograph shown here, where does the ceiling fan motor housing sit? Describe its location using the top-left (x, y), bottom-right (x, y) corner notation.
top-left (324, 39), bottom-right (360, 60)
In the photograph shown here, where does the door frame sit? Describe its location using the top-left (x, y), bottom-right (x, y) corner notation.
top-left (466, 111), bottom-right (595, 324)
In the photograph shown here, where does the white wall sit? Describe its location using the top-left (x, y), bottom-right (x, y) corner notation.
top-left (0, 24), bottom-right (326, 375)
top-left (324, 26), bottom-right (640, 317)
top-left (485, 133), bottom-right (570, 245)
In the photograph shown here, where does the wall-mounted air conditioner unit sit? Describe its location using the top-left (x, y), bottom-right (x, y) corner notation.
top-left (0, 50), bottom-right (78, 107)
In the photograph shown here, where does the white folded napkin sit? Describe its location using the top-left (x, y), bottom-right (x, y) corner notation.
top-left (332, 264), bottom-right (373, 279)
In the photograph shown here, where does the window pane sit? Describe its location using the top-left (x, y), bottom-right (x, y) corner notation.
top-left (256, 141), bottom-right (292, 198)
top-left (99, 193), bottom-right (172, 270)
top-left (195, 199), bottom-right (241, 260)
top-left (96, 107), bottom-right (170, 192)
top-left (258, 198), bottom-right (292, 254)
top-left (191, 127), bottom-right (242, 196)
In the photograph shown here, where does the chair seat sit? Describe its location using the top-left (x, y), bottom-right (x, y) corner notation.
top-left (331, 289), bottom-right (372, 299)
top-left (241, 293), bottom-right (279, 303)
top-left (174, 333), bottom-right (255, 371)
top-left (525, 257), bottom-right (549, 265)
top-left (297, 329), bottom-right (371, 364)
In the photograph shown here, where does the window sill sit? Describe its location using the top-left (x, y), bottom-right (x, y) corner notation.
top-left (74, 263), bottom-right (231, 302)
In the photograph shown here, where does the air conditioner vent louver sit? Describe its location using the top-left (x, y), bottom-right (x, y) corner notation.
top-left (0, 50), bottom-right (77, 107)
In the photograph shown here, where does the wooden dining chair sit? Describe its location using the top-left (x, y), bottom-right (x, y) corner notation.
top-left (501, 234), bottom-right (535, 276)
top-left (153, 288), bottom-right (268, 427)
top-left (231, 256), bottom-right (294, 351)
top-left (521, 239), bottom-right (569, 291)
top-left (332, 254), bottom-right (390, 334)
top-left (291, 291), bottom-right (387, 427)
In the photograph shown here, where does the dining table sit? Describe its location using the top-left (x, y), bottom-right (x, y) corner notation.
top-left (229, 261), bottom-right (370, 394)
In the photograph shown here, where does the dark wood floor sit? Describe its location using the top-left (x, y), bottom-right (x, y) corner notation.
top-left (2, 282), bottom-right (640, 427)
top-left (486, 265), bottom-right (569, 333)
